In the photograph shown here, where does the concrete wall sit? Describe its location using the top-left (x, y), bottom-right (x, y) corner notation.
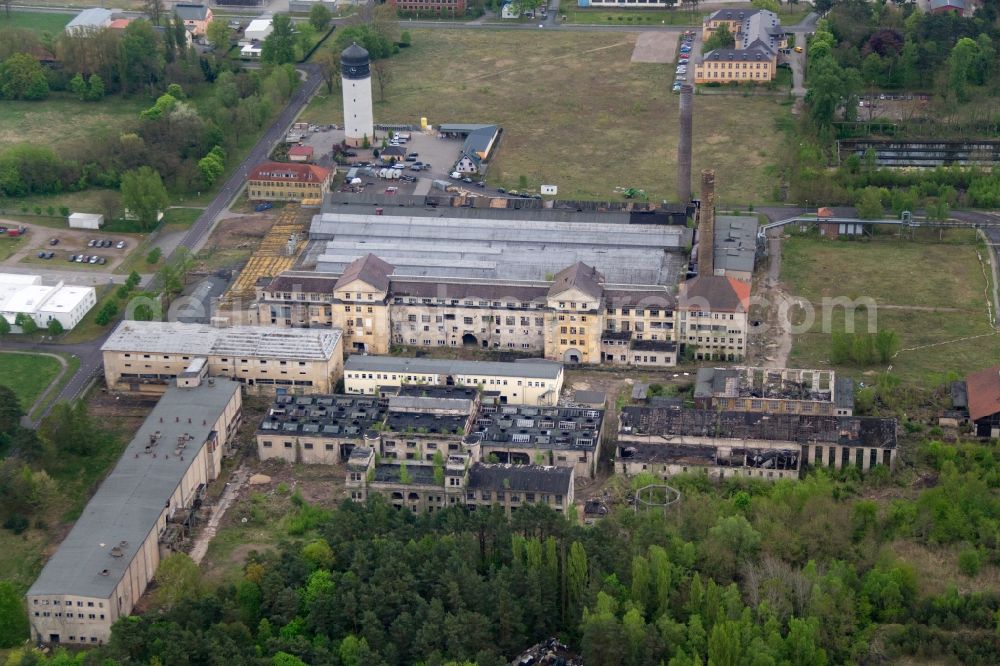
top-left (103, 343), bottom-right (344, 395)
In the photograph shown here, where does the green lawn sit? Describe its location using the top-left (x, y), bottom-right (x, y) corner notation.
top-left (781, 232), bottom-right (1000, 385)
top-left (304, 29), bottom-right (790, 203)
top-left (0, 10), bottom-right (73, 34)
top-left (0, 96), bottom-right (149, 151)
top-left (0, 352), bottom-right (64, 413)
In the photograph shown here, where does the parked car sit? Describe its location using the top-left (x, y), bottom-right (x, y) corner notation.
top-left (75, 255), bottom-right (85, 263)
top-left (116, 240), bottom-right (127, 249)
top-left (49, 238), bottom-right (59, 246)
top-left (68, 254), bottom-right (77, 262)
top-left (98, 257), bottom-right (107, 265)
top-left (405, 156), bottom-right (417, 162)
top-left (89, 255), bottom-right (99, 264)
top-left (672, 83), bottom-right (683, 92)
top-left (37, 251), bottom-right (46, 258)
top-left (462, 177), bottom-right (473, 184)
top-left (408, 153), bottom-right (418, 158)
top-left (46, 251), bottom-right (55, 259)
top-left (496, 187), bottom-right (506, 193)
top-left (450, 172), bottom-right (462, 179)
top-left (87, 239), bottom-right (97, 247)
top-left (254, 202), bottom-right (273, 212)
top-left (475, 181), bottom-right (486, 188)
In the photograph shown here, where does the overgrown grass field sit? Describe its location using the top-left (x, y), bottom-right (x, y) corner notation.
top-left (781, 231), bottom-right (999, 385)
top-left (304, 29), bottom-right (790, 202)
top-left (0, 96), bottom-right (149, 151)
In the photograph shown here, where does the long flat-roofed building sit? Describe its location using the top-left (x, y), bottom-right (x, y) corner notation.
top-left (617, 405), bottom-right (896, 481)
top-left (26, 378), bottom-right (242, 646)
top-left (102, 321), bottom-right (344, 395)
top-left (344, 355), bottom-right (564, 405)
top-left (695, 367), bottom-right (855, 416)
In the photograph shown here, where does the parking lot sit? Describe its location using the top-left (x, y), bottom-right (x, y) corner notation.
top-left (0, 220), bottom-right (138, 274)
top-left (298, 126), bottom-right (515, 198)
top-left (673, 31), bottom-right (698, 92)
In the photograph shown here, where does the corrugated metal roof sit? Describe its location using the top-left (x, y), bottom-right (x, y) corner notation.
top-left (102, 321), bottom-right (341, 361)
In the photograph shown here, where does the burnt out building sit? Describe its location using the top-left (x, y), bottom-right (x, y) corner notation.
top-left (617, 405), bottom-right (896, 481)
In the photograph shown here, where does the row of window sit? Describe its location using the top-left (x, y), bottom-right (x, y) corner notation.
top-left (34, 611), bottom-right (105, 620)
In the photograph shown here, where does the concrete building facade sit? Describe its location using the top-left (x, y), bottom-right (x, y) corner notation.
top-left (26, 378), bottom-right (242, 646)
top-left (696, 9), bottom-right (785, 84)
top-left (343, 355), bottom-right (564, 406)
top-left (254, 259), bottom-right (686, 368)
top-left (247, 162), bottom-right (331, 204)
top-left (101, 321), bottom-right (344, 395)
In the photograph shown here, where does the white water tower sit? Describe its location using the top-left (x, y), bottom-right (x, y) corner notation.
top-left (341, 42), bottom-right (374, 148)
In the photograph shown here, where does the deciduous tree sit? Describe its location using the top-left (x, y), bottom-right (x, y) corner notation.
top-left (262, 14), bottom-right (296, 65)
top-left (120, 166), bottom-right (168, 231)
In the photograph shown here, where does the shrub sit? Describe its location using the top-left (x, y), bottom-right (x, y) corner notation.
top-left (958, 548), bottom-right (980, 577)
top-left (59, 206), bottom-right (69, 217)
top-left (3, 514), bottom-right (29, 534)
top-left (146, 247), bottom-right (162, 265)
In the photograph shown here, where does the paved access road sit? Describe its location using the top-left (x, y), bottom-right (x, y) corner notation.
top-left (178, 63), bottom-right (323, 256)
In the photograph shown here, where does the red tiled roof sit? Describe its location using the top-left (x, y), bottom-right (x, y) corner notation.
top-left (288, 145), bottom-right (314, 156)
top-left (248, 161), bottom-right (329, 184)
top-left (966, 364), bottom-right (1000, 422)
top-left (679, 275), bottom-right (750, 312)
top-left (108, 18), bottom-right (132, 29)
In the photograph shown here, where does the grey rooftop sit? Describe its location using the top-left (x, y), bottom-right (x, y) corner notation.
top-left (102, 321), bottom-right (341, 361)
top-left (474, 404), bottom-right (603, 451)
top-left (345, 354), bottom-right (563, 380)
top-left (27, 380), bottom-right (240, 599)
top-left (713, 215), bottom-right (759, 274)
top-left (310, 208), bottom-right (690, 286)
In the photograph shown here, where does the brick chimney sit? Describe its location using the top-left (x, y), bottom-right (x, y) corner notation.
top-left (699, 169), bottom-right (716, 278)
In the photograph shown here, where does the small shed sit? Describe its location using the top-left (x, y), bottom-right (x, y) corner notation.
top-left (288, 145), bottom-right (314, 163)
top-left (68, 212), bottom-right (104, 229)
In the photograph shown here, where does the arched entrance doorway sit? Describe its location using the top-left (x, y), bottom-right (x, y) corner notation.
top-left (462, 333), bottom-right (478, 346)
top-left (563, 348), bottom-right (582, 364)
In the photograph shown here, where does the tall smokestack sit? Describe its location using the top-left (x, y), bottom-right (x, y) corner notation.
top-left (677, 84), bottom-right (693, 204)
top-left (699, 169), bottom-right (716, 278)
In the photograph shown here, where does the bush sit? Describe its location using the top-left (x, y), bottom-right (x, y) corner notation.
top-left (59, 206), bottom-right (69, 217)
top-left (3, 514), bottom-right (29, 534)
top-left (146, 247), bottom-right (162, 265)
top-left (958, 548), bottom-right (980, 577)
